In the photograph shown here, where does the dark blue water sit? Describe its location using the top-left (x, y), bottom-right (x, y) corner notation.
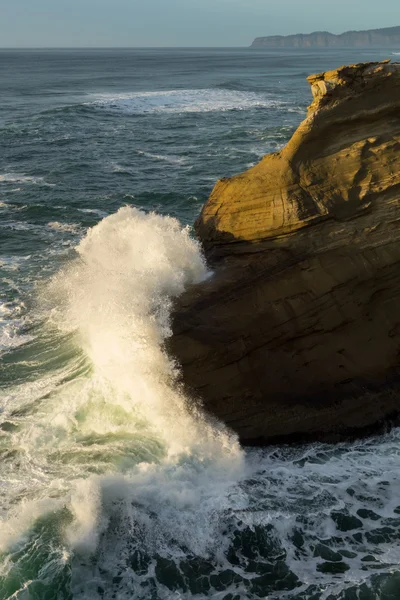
top-left (1, 48), bottom-right (400, 600)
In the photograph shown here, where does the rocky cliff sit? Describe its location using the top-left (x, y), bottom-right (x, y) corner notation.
top-left (252, 26), bottom-right (400, 48)
top-left (169, 60), bottom-right (400, 445)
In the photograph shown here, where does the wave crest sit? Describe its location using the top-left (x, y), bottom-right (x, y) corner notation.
top-left (88, 88), bottom-right (287, 115)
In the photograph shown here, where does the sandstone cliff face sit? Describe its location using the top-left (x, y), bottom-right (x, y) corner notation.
top-left (169, 61), bottom-right (400, 445)
top-left (252, 26), bottom-right (400, 48)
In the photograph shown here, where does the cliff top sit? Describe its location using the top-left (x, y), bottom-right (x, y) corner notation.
top-left (307, 59), bottom-right (400, 113)
top-left (195, 60), bottom-right (400, 257)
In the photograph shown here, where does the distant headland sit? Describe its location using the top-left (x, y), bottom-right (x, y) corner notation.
top-left (251, 25), bottom-right (400, 48)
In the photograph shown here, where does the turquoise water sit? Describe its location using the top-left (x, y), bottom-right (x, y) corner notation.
top-left (1, 47), bottom-right (400, 599)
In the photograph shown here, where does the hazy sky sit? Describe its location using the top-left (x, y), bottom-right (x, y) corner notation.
top-left (1, 0), bottom-right (400, 47)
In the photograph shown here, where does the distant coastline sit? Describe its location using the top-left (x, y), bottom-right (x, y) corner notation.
top-left (252, 25), bottom-right (400, 48)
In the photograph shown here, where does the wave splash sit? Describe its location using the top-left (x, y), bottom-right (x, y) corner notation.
top-left (0, 207), bottom-right (243, 598)
top-left (47, 206), bottom-right (236, 458)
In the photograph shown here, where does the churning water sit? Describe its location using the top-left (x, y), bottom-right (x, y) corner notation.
top-left (1, 48), bottom-right (400, 599)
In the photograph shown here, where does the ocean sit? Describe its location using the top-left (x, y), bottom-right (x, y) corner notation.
top-left (1, 47), bottom-right (400, 600)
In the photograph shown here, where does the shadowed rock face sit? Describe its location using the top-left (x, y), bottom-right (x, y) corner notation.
top-left (169, 61), bottom-right (400, 445)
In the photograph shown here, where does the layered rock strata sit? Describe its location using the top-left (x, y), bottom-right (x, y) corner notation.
top-left (169, 61), bottom-right (400, 444)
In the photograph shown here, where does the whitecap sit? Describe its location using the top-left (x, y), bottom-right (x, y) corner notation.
top-left (0, 173), bottom-right (55, 187)
top-left (136, 150), bottom-right (187, 164)
top-left (0, 220), bottom-right (38, 232)
top-left (77, 208), bottom-right (109, 217)
top-left (109, 163), bottom-right (134, 174)
top-left (47, 221), bottom-right (81, 234)
top-left (88, 88), bottom-right (288, 115)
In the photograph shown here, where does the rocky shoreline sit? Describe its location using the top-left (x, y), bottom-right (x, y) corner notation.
top-left (169, 60), bottom-right (400, 445)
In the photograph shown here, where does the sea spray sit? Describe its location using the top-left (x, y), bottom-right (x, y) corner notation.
top-left (45, 206), bottom-right (239, 458)
top-left (0, 207), bottom-right (244, 598)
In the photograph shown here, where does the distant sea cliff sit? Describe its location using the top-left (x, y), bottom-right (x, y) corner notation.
top-left (251, 25), bottom-right (400, 48)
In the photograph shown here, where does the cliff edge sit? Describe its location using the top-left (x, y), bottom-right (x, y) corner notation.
top-left (169, 60), bottom-right (400, 445)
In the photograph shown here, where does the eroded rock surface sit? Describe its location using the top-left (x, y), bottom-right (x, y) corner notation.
top-left (169, 61), bottom-right (400, 444)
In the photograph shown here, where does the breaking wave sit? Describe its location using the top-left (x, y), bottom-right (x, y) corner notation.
top-left (0, 207), bottom-right (244, 598)
top-left (88, 88), bottom-right (287, 115)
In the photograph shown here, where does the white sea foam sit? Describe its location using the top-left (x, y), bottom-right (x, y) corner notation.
top-left (48, 221), bottom-right (81, 234)
top-left (243, 434), bottom-right (400, 594)
top-left (0, 257), bottom-right (19, 272)
top-left (77, 207), bottom-right (109, 217)
top-left (0, 220), bottom-right (39, 232)
top-left (109, 162), bottom-right (134, 174)
top-left (0, 327), bottom-right (33, 354)
top-left (0, 497), bottom-right (64, 552)
top-left (0, 207), bottom-right (243, 565)
top-left (45, 206), bottom-right (238, 458)
top-left (0, 173), bottom-right (55, 186)
top-left (0, 299), bottom-right (33, 354)
top-left (136, 150), bottom-right (187, 164)
top-left (1, 220), bottom-right (81, 237)
top-left (89, 88), bottom-right (287, 115)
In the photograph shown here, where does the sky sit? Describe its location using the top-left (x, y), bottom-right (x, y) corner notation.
top-left (1, 0), bottom-right (400, 48)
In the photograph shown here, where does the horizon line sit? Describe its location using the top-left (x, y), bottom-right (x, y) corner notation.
top-left (0, 45), bottom-right (251, 50)
top-left (0, 45), bottom-right (387, 51)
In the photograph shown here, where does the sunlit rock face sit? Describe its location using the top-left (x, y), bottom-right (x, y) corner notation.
top-left (169, 61), bottom-right (400, 445)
